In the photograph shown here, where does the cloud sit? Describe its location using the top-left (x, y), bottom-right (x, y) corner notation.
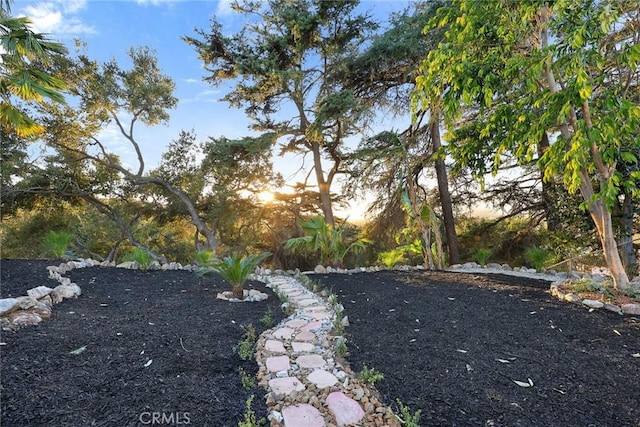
top-left (216, 0), bottom-right (234, 16)
top-left (134, 0), bottom-right (177, 6)
top-left (21, 1), bottom-right (95, 36)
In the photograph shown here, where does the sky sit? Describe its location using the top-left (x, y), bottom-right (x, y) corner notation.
top-left (14, 0), bottom-right (412, 219)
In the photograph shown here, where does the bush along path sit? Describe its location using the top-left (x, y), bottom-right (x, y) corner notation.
top-left (255, 274), bottom-right (400, 426)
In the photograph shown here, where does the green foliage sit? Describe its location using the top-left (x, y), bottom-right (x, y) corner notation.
top-left (237, 324), bottom-right (256, 361)
top-left (42, 230), bottom-right (73, 258)
top-left (0, 6), bottom-right (68, 137)
top-left (396, 399), bottom-right (422, 427)
top-left (335, 337), bottom-right (348, 357)
top-left (194, 250), bottom-right (216, 267)
top-left (205, 252), bottom-right (270, 299)
top-left (378, 248), bottom-right (406, 269)
top-left (285, 217), bottom-right (370, 267)
top-left (123, 247), bottom-right (154, 271)
top-left (237, 395), bottom-right (264, 427)
top-left (524, 247), bottom-right (553, 272)
top-left (238, 367), bottom-right (256, 390)
top-left (358, 365), bottom-right (384, 385)
top-left (259, 309), bottom-right (274, 328)
top-left (474, 248), bottom-right (492, 266)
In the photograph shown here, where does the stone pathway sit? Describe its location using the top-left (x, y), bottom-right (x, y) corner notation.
top-left (255, 275), bottom-right (399, 427)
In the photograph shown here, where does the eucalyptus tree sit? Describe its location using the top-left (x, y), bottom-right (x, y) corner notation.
top-left (415, 0), bottom-right (639, 289)
top-left (0, 0), bottom-right (67, 137)
top-left (184, 0), bottom-right (378, 227)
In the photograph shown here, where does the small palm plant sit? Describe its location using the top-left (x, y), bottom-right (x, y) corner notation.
top-left (207, 253), bottom-right (270, 300)
top-left (286, 217), bottom-right (370, 267)
top-left (42, 230), bottom-right (73, 259)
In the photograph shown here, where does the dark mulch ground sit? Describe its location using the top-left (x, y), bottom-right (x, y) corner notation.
top-left (311, 271), bottom-right (640, 427)
top-left (1, 259), bottom-right (285, 427)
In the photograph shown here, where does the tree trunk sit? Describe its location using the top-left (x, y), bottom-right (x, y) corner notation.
top-left (431, 113), bottom-right (459, 265)
top-left (310, 140), bottom-right (335, 227)
top-left (142, 176), bottom-right (218, 252)
top-left (578, 170), bottom-right (630, 290)
top-left (232, 285), bottom-right (244, 300)
top-left (619, 191), bottom-right (638, 277)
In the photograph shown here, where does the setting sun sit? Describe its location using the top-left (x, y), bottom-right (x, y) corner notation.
top-left (257, 190), bottom-right (275, 204)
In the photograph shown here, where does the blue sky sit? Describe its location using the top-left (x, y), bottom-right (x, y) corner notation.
top-left (16, 0), bottom-right (411, 216)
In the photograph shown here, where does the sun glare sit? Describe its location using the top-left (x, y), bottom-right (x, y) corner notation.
top-left (257, 190), bottom-right (275, 203)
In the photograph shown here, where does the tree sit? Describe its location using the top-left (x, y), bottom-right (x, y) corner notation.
top-left (343, 2), bottom-right (459, 265)
top-left (185, 0), bottom-right (377, 227)
top-left (0, 1), bottom-right (67, 137)
top-left (415, 0), bottom-right (639, 290)
top-left (42, 47), bottom-right (221, 254)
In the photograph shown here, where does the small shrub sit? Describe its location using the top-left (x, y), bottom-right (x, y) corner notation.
top-left (237, 395), bottom-right (264, 427)
top-left (42, 230), bottom-right (73, 258)
top-left (238, 367), bottom-right (256, 390)
top-left (237, 324), bottom-right (256, 361)
top-left (259, 310), bottom-right (274, 328)
top-left (123, 247), bottom-right (154, 270)
top-left (378, 249), bottom-right (405, 269)
top-left (194, 249), bottom-right (216, 267)
top-left (524, 246), bottom-right (552, 272)
top-left (396, 399), bottom-right (422, 427)
top-left (204, 252), bottom-right (270, 299)
top-left (335, 338), bottom-right (348, 357)
top-left (358, 365), bottom-right (384, 385)
top-left (474, 248), bottom-right (492, 266)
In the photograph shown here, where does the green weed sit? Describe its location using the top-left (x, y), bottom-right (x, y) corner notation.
top-left (474, 248), bottom-right (492, 266)
top-left (238, 367), bottom-right (256, 390)
top-left (395, 399), bottom-right (422, 427)
top-left (358, 365), bottom-right (384, 385)
top-left (123, 247), bottom-right (154, 270)
top-left (237, 324), bottom-right (256, 361)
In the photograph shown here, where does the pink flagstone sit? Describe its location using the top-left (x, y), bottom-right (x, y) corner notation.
top-left (301, 321), bottom-right (323, 331)
top-left (307, 369), bottom-right (338, 388)
top-left (282, 404), bottom-right (325, 427)
top-left (265, 339), bottom-right (286, 353)
top-left (304, 311), bottom-right (332, 320)
top-left (274, 327), bottom-right (295, 339)
top-left (291, 341), bottom-right (314, 353)
top-left (266, 355), bottom-right (290, 372)
top-left (295, 298), bottom-right (317, 307)
top-left (295, 354), bottom-right (325, 369)
top-left (268, 377), bottom-right (305, 395)
top-left (294, 331), bottom-right (315, 342)
top-left (326, 392), bottom-right (365, 427)
top-left (285, 319), bottom-right (308, 328)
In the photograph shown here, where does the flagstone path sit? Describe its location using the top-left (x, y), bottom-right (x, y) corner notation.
top-left (255, 276), bottom-right (399, 427)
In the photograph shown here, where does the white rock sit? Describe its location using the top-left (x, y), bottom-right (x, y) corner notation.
top-left (0, 298), bottom-right (19, 316)
top-left (27, 286), bottom-right (53, 299)
top-left (51, 283), bottom-right (81, 303)
top-left (582, 299), bottom-right (604, 309)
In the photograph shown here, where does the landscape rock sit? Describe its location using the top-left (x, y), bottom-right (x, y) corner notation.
top-left (27, 286), bottom-right (54, 300)
top-left (621, 304), bottom-right (640, 315)
top-left (314, 265), bottom-right (327, 274)
top-left (51, 283), bottom-right (81, 303)
top-left (0, 298), bottom-right (19, 316)
top-left (582, 299), bottom-right (604, 309)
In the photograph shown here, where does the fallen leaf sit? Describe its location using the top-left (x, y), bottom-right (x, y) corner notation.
top-left (553, 388), bottom-right (566, 395)
top-left (613, 330), bottom-right (621, 336)
top-left (69, 346), bottom-right (87, 355)
top-left (529, 311), bottom-right (537, 315)
top-left (448, 297), bottom-right (456, 301)
top-left (144, 359), bottom-right (153, 367)
top-left (456, 349), bottom-right (468, 353)
top-left (496, 359), bottom-right (510, 363)
top-left (513, 378), bottom-right (534, 388)
top-left (631, 353), bottom-right (640, 358)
